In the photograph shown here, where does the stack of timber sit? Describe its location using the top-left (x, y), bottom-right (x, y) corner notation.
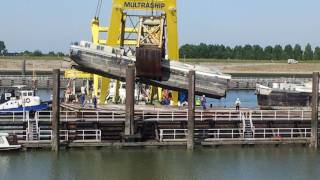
top-left (70, 41), bottom-right (231, 99)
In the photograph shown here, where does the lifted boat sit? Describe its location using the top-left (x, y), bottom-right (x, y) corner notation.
top-left (0, 133), bottom-right (21, 151)
top-left (70, 41), bottom-right (231, 99)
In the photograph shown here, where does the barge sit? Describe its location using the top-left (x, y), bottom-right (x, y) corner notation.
top-left (256, 82), bottom-right (314, 108)
top-left (70, 41), bottom-right (231, 99)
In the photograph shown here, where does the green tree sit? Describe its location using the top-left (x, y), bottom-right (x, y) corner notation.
top-left (33, 50), bottom-right (43, 56)
top-left (22, 50), bottom-right (32, 56)
top-left (57, 52), bottom-right (65, 57)
top-left (48, 51), bottom-right (55, 56)
top-left (283, 45), bottom-right (293, 59)
top-left (252, 45), bottom-right (264, 60)
top-left (224, 46), bottom-right (233, 59)
top-left (0, 41), bottom-right (6, 55)
top-left (273, 45), bottom-right (283, 60)
top-left (216, 45), bottom-right (226, 59)
top-left (313, 47), bottom-right (320, 60)
top-left (303, 43), bottom-right (313, 60)
top-left (233, 46), bottom-right (243, 59)
top-left (180, 44), bottom-right (195, 58)
top-left (198, 43), bottom-right (209, 58)
top-left (243, 45), bottom-right (254, 60)
top-left (293, 44), bottom-right (303, 60)
top-left (264, 46), bottom-right (273, 60)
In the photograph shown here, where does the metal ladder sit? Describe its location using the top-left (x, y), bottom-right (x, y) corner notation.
top-left (27, 115), bottom-right (39, 141)
top-left (241, 112), bottom-right (255, 139)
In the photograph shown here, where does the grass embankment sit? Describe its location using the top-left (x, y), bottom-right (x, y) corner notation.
top-left (183, 58), bottom-right (320, 64)
top-left (0, 57), bottom-right (70, 72)
top-left (1, 57), bottom-right (318, 75)
top-left (182, 59), bottom-right (320, 75)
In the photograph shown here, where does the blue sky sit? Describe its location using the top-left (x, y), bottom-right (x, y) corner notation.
top-left (1, 0), bottom-right (320, 53)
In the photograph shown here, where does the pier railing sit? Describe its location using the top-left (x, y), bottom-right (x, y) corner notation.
top-left (35, 110), bottom-right (312, 122)
top-left (159, 128), bottom-right (312, 142)
top-left (159, 129), bottom-right (242, 142)
top-left (37, 129), bottom-right (102, 142)
top-left (254, 128), bottom-right (310, 139)
top-left (0, 129), bottom-right (102, 142)
top-left (0, 111), bottom-right (27, 122)
top-left (0, 109), bottom-right (314, 122)
top-left (36, 111), bottom-right (126, 122)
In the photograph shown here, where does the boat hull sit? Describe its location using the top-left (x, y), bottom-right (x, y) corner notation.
top-left (0, 145), bottom-right (21, 151)
top-left (0, 104), bottom-right (49, 113)
top-left (257, 91), bottom-right (311, 107)
top-left (70, 48), bottom-right (229, 99)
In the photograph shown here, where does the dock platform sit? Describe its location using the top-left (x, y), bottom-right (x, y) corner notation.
top-left (0, 105), bottom-right (319, 149)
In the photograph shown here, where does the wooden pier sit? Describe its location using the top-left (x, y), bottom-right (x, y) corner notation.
top-left (0, 70), bottom-right (318, 149)
top-left (0, 108), bottom-right (318, 149)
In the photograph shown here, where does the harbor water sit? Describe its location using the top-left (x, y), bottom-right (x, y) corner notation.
top-left (35, 89), bottom-right (258, 108)
top-left (1, 147), bottom-right (319, 180)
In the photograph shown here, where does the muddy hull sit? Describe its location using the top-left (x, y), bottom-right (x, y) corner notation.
top-left (70, 50), bottom-right (229, 99)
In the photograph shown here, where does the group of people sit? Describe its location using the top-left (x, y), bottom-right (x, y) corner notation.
top-left (78, 86), bottom-right (98, 109)
top-left (70, 84), bottom-right (242, 111)
top-left (160, 89), bottom-right (172, 105)
top-left (160, 93), bottom-right (242, 111)
top-left (200, 95), bottom-right (241, 111)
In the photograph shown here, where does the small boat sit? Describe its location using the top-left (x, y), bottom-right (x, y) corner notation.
top-left (256, 82), bottom-right (314, 108)
top-left (70, 41), bottom-right (231, 99)
top-left (0, 86), bottom-right (49, 113)
top-left (0, 133), bottom-right (21, 151)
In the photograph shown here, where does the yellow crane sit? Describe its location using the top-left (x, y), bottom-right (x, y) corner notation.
top-left (66, 0), bottom-right (180, 105)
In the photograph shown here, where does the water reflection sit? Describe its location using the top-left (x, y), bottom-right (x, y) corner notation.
top-left (1, 148), bottom-right (319, 180)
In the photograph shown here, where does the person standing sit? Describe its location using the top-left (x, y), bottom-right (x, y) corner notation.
top-left (93, 95), bottom-right (97, 109)
top-left (80, 94), bottom-right (86, 108)
top-left (235, 98), bottom-right (241, 111)
top-left (200, 95), bottom-right (207, 110)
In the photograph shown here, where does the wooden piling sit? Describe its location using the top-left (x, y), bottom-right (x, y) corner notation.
top-left (187, 70), bottom-right (195, 150)
top-left (311, 72), bottom-right (319, 148)
top-left (52, 69), bottom-right (60, 152)
top-left (22, 59), bottom-right (26, 76)
top-left (125, 64), bottom-right (135, 135)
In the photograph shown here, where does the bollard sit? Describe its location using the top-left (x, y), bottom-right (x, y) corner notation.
top-left (52, 69), bottom-right (60, 152)
top-left (311, 72), bottom-right (319, 148)
top-left (125, 64), bottom-right (135, 136)
top-left (187, 70), bottom-right (195, 150)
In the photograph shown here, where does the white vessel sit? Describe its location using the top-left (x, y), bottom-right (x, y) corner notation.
top-left (0, 87), bottom-right (49, 112)
top-left (0, 133), bottom-right (21, 151)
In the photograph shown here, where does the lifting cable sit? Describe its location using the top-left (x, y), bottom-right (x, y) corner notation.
top-left (94, 0), bottom-right (103, 18)
top-left (151, 0), bottom-right (154, 16)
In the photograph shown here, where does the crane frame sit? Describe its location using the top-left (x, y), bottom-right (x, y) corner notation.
top-left (91, 0), bottom-right (179, 104)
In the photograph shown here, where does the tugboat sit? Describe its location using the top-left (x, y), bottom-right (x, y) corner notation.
top-left (256, 82), bottom-right (313, 108)
top-left (0, 133), bottom-right (21, 151)
top-left (0, 86), bottom-right (49, 112)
